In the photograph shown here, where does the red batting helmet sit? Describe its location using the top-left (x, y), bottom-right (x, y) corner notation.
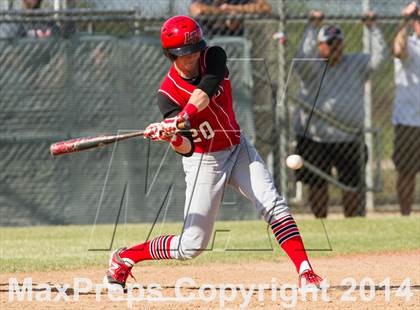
top-left (161, 15), bottom-right (206, 57)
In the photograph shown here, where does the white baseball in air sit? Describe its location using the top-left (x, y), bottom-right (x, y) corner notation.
top-left (286, 154), bottom-right (303, 170)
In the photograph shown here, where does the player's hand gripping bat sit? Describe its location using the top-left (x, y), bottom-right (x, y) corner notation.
top-left (50, 121), bottom-right (189, 156)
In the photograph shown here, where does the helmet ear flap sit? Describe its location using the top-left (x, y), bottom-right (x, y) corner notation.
top-left (163, 48), bottom-right (177, 61)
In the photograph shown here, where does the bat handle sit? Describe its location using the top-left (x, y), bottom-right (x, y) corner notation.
top-left (177, 120), bottom-right (191, 130)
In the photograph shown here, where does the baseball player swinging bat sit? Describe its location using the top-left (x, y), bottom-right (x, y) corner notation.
top-left (50, 121), bottom-right (189, 156)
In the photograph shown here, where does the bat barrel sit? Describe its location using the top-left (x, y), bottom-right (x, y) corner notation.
top-left (50, 136), bottom-right (112, 156)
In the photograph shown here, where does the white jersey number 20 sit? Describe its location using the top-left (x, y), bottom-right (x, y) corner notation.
top-left (191, 121), bottom-right (215, 143)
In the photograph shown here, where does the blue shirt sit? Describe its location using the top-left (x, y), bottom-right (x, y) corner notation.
top-left (293, 26), bottom-right (388, 142)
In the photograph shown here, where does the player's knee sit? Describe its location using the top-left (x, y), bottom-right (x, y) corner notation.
top-left (263, 198), bottom-right (290, 224)
top-left (179, 247), bottom-right (203, 260)
top-left (177, 236), bottom-right (207, 260)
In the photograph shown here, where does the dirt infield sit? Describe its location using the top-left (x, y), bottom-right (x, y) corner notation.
top-left (1, 251), bottom-right (419, 309)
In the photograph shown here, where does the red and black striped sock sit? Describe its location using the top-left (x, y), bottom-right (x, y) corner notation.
top-left (119, 235), bottom-right (174, 264)
top-left (270, 214), bottom-right (310, 273)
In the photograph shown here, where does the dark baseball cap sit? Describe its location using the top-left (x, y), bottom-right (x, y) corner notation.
top-left (318, 25), bottom-right (344, 44)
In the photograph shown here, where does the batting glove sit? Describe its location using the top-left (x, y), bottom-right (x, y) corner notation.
top-left (143, 123), bottom-right (168, 141)
top-left (161, 113), bottom-right (189, 135)
top-left (144, 122), bottom-right (162, 141)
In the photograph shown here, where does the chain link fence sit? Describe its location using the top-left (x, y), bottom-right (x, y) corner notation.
top-left (0, 0), bottom-right (419, 226)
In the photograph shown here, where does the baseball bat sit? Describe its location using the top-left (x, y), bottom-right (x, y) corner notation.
top-left (50, 121), bottom-right (189, 156)
top-left (50, 130), bottom-right (145, 156)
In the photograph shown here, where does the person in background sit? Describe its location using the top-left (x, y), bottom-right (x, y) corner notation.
top-left (392, 1), bottom-right (420, 216)
top-left (189, 0), bottom-right (271, 36)
top-left (0, 0), bottom-right (60, 39)
top-left (293, 10), bottom-right (387, 218)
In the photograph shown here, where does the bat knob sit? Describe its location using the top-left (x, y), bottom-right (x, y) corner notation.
top-left (177, 120), bottom-right (191, 130)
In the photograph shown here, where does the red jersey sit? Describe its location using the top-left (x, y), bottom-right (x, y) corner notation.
top-left (158, 48), bottom-right (241, 153)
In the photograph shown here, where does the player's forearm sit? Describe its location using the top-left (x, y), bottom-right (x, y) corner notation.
top-left (170, 134), bottom-right (193, 155)
top-left (229, 0), bottom-right (271, 14)
top-left (185, 88), bottom-right (210, 114)
top-left (298, 25), bottom-right (319, 57)
top-left (189, 2), bottom-right (222, 15)
top-left (393, 22), bottom-right (408, 59)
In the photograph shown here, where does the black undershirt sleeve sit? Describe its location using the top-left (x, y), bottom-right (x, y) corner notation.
top-left (157, 92), bottom-right (181, 118)
top-left (157, 92), bottom-right (194, 157)
top-left (196, 46), bottom-right (227, 98)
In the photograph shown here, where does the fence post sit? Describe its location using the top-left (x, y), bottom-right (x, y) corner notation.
top-left (362, 0), bottom-right (375, 214)
top-left (274, 0), bottom-right (288, 198)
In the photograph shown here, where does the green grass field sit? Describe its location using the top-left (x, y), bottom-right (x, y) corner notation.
top-left (1, 217), bottom-right (419, 273)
